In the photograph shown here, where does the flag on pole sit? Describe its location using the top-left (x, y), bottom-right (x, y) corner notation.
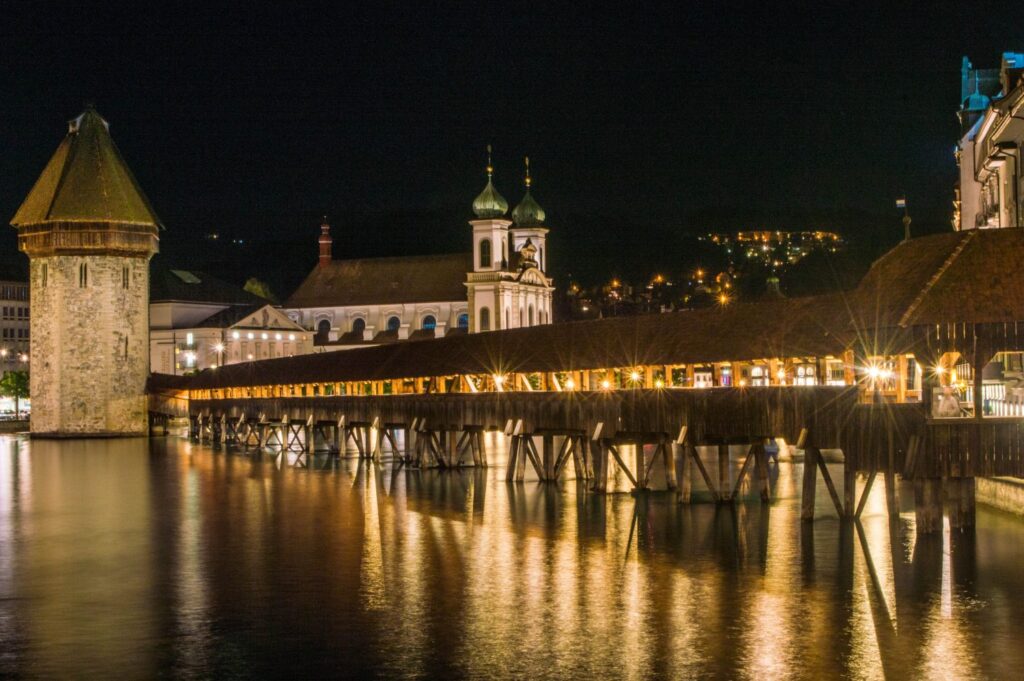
top-left (896, 197), bottom-right (907, 209)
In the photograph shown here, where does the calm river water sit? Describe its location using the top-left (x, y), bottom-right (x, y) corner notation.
top-left (2, 434), bottom-right (1024, 679)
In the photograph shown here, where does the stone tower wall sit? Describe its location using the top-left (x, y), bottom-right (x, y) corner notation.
top-left (30, 254), bottom-right (150, 435)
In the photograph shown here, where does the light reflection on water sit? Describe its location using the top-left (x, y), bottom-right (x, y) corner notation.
top-left (0, 435), bottom-right (1023, 679)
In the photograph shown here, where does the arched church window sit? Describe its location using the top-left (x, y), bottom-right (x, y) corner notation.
top-left (422, 315), bottom-right (436, 330)
top-left (528, 304), bottom-right (535, 326)
top-left (479, 238), bottom-right (492, 268)
top-left (352, 318), bottom-right (366, 334)
top-left (505, 307), bottom-right (510, 329)
top-left (457, 313), bottom-right (469, 329)
top-left (316, 319), bottom-right (331, 341)
top-left (387, 316), bottom-right (401, 331)
top-left (479, 307), bottom-right (490, 331)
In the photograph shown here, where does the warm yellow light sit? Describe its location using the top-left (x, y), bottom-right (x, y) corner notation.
top-left (654, 379), bottom-right (664, 388)
top-left (739, 378), bottom-right (747, 387)
top-left (261, 333), bottom-right (268, 340)
top-left (776, 369), bottom-right (786, 380)
top-left (213, 343), bottom-right (225, 353)
top-left (719, 293), bottom-right (730, 305)
top-left (247, 353), bottom-right (254, 360)
top-left (934, 365), bottom-right (946, 375)
top-left (232, 331), bottom-right (240, 339)
top-left (565, 378), bottom-right (576, 390)
top-left (288, 334), bottom-right (296, 341)
top-left (867, 366), bottom-right (881, 380)
top-left (493, 374), bottom-right (505, 385)
top-left (600, 379), bottom-right (611, 390)
top-left (630, 370), bottom-right (641, 382)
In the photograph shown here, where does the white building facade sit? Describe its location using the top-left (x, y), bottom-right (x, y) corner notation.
top-left (150, 267), bottom-right (313, 375)
top-left (956, 52), bottom-right (1024, 230)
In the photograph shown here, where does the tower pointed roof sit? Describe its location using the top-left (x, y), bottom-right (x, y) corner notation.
top-left (512, 157), bottom-right (545, 227)
top-left (471, 145), bottom-right (509, 219)
top-left (11, 107), bottom-right (161, 227)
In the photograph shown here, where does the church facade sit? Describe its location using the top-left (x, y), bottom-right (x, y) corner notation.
top-left (284, 155), bottom-right (555, 346)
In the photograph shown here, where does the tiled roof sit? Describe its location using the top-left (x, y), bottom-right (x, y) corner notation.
top-left (150, 264), bottom-right (266, 305)
top-left (285, 253), bottom-right (472, 308)
top-left (11, 108), bottom-right (161, 227)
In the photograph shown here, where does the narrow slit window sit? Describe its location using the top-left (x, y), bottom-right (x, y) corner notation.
top-left (41, 263), bottom-right (47, 287)
top-left (122, 266), bottom-right (129, 289)
top-left (124, 335), bottom-right (129, 360)
top-left (79, 263), bottom-right (88, 288)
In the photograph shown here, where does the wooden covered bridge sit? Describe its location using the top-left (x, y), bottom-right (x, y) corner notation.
top-left (152, 228), bottom-right (1024, 532)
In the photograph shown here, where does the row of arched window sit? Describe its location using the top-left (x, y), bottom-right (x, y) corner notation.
top-left (317, 313), bottom-right (470, 337)
top-left (479, 237), bottom-right (544, 270)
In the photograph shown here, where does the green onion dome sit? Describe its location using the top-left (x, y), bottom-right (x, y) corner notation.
top-left (472, 145), bottom-right (509, 219)
top-left (472, 176), bottom-right (509, 218)
top-left (512, 157), bottom-right (545, 226)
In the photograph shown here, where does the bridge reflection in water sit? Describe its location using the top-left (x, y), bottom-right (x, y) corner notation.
top-left (4, 435), bottom-right (1023, 678)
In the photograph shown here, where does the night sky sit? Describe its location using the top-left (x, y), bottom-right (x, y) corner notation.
top-left (0, 3), bottom-right (1020, 292)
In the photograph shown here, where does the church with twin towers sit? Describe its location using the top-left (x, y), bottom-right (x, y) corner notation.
top-left (283, 148), bottom-right (555, 345)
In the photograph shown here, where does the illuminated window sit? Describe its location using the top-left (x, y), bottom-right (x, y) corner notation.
top-left (457, 313), bottom-right (469, 329)
top-left (422, 315), bottom-right (436, 330)
top-left (387, 316), bottom-right (401, 331)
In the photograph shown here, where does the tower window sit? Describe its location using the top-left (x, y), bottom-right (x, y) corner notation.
top-left (41, 263), bottom-right (47, 287)
top-left (457, 313), bottom-right (469, 329)
top-left (528, 304), bottom-right (535, 326)
top-left (352, 318), bottom-right (366, 334)
top-left (122, 266), bottom-right (129, 289)
top-left (124, 335), bottom-right (129, 360)
top-left (79, 263), bottom-right (88, 287)
top-left (479, 307), bottom-right (490, 332)
top-left (479, 238), bottom-right (492, 268)
top-left (387, 316), bottom-right (401, 332)
top-left (422, 315), bottom-right (436, 330)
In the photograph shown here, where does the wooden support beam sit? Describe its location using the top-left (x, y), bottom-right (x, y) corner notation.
top-left (855, 470), bottom-right (877, 518)
top-left (606, 443), bottom-right (638, 489)
top-left (754, 442), bottom-right (771, 502)
top-left (717, 443), bottom-right (730, 502)
top-left (946, 477), bottom-right (976, 529)
top-left (663, 439), bottom-right (678, 491)
top-left (914, 478), bottom-right (943, 534)
top-left (816, 454), bottom-right (845, 517)
top-left (731, 444), bottom-right (757, 500)
top-left (801, 445), bottom-right (817, 522)
top-left (689, 444), bottom-right (720, 503)
top-left (843, 462), bottom-right (857, 518)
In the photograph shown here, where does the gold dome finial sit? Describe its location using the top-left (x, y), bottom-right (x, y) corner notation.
top-left (486, 144), bottom-right (493, 177)
top-left (524, 156), bottom-right (531, 188)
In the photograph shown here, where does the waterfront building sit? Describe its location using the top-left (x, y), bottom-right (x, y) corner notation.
top-left (149, 266), bottom-right (313, 375)
top-left (283, 153), bottom-right (555, 346)
top-left (955, 52), bottom-right (1024, 230)
top-left (0, 275), bottom-right (30, 370)
top-left (10, 108), bottom-right (159, 436)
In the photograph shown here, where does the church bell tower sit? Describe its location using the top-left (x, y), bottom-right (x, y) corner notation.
top-left (11, 107), bottom-right (161, 436)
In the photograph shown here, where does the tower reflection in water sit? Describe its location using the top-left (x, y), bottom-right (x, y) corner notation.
top-left (0, 435), bottom-right (1020, 678)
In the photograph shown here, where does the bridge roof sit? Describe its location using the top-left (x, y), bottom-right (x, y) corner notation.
top-left (179, 228), bottom-right (1024, 390)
